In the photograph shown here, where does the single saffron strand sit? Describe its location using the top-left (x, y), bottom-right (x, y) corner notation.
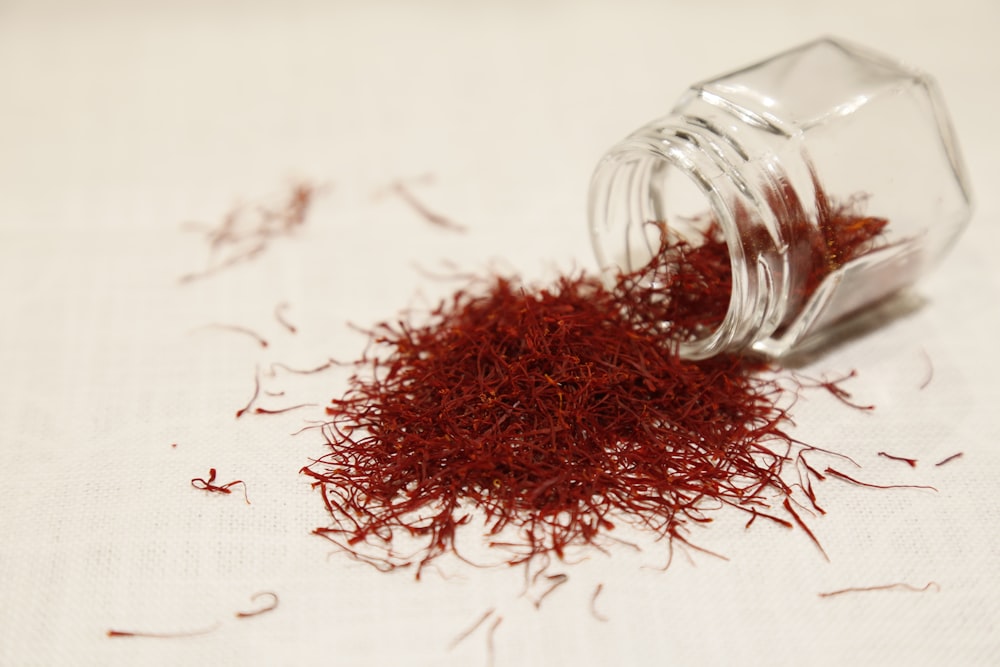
top-left (919, 348), bottom-right (934, 390)
top-left (485, 615), bottom-right (503, 667)
top-left (191, 468), bottom-right (251, 504)
top-left (877, 451), bottom-right (918, 468)
top-left (824, 467), bottom-right (937, 491)
top-left (198, 323), bottom-right (269, 349)
top-left (391, 182), bottom-right (467, 232)
top-left (934, 452), bottom-right (963, 467)
top-left (254, 403), bottom-right (318, 415)
top-left (744, 506), bottom-right (794, 529)
top-left (236, 367), bottom-right (261, 418)
top-left (106, 622), bottom-right (222, 639)
top-left (235, 591), bottom-right (279, 618)
top-left (409, 260), bottom-right (479, 282)
top-left (590, 584), bottom-right (609, 622)
top-left (267, 359), bottom-right (340, 375)
top-left (783, 498), bottom-right (829, 562)
top-left (178, 242), bottom-right (266, 284)
top-left (532, 573), bottom-right (569, 609)
top-left (449, 608), bottom-right (495, 650)
top-left (274, 302), bottom-right (297, 334)
top-left (818, 581), bottom-right (940, 598)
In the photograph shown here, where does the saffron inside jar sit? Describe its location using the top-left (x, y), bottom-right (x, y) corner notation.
top-left (623, 171), bottom-right (889, 345)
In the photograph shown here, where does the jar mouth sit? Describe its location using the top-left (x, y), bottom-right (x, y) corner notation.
top-left (588, 129), bottom-right (769, 359)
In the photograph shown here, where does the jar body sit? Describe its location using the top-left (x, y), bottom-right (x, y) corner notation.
top-left (589, 37), bottom-right (973, 358)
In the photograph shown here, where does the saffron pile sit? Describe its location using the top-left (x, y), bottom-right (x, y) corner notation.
top-left (304, 186), bottom-right (887, 574)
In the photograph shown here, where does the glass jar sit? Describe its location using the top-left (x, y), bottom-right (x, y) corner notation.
top-left (589, 37), bottom-right (973, 359)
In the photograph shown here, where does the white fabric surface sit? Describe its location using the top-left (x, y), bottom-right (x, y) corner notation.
top-left (2, 1), bottom-right (998, 665)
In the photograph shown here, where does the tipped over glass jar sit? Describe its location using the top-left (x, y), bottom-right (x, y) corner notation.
top-left (589, 37), bottom-right (973, 359)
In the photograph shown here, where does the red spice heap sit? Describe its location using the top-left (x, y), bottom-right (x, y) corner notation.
top-left (304, 187), bottom-right (887, 574)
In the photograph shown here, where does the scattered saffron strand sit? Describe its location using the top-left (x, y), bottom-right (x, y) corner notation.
top-left (743, 506), bottom-right (794, 529)
top-left (877, 451), bottom-right (918, 468)
top-left (191, 468), bottom-right (251, 504)
top-left (794, 370), bottom-right (874, 411)
top-left (235, 366), bottom-right (261, 418)
top-left (531, 573), bottom-right (569, 609)
top-left (783, 498), bottom-right (829, 562)
top-left (818, 582), bottom-right (940, 598)
top-left (410, 260), bottom-right (480, 282)
top-left (196, 323), bottom-right (269, 349)
top-left (266, 359), bottom-right (340, 376)
top-left (180, 181), bottom-right (323, 283)
top-left (254, 403), bottom-right (318, 415)
top-left (824, 467), bottom-right (937, 491)
top-left (274, 302), bottom-right (297, 334)
top-left (391, 181), bottom-right (467, 232)
top-left (449, 608), bottom-right (495, 650)
top-left (179, 243), bottom-right (265, 283)
top-left (235, 591), bottom-right (279, 618)
top-left (485, 615), bottom-right (503, 667)
top-left (935, 452), bottom-right (963, 467)
top-left (106, 622), bottom-right (222, 639)
top-left (919, 348), bottom-right (934, 390)
top-left (590, 584), bottom-right (609, 622)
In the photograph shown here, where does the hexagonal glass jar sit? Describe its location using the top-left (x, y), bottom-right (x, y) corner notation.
top-left (589, 37), bottom-right (972, 359)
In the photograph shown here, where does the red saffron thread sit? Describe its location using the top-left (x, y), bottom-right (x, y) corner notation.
top-left (197, 323), bottom-right (269, 349)
top-left (236, 367), bottom-right (261, 418)
top-left (449, 608), bottom-right (495, 650)
top-left (793, 453), bottom-right (828, 516)
top-left (794, 370), bottom-right (874, 411)
top-left (180, 181), bottom-right (323, 283)
top-left (744, 507), bottom-right (795, 529)
top-left (274, 302), bottom-right (297, 334)
top-left (106, 622), bottom-right (221, 639)
top-left (818, 581), bottom-right (940, 598)
top-left (391, 181), bottom-right (467, 233)
top-left (877, 451), bottom-right (918, 468)
top-left (191, 468), bottom-right (251, 504)
top-left (824, 467), bottom-right (937, 492)
top-left (254, 403), bottom-right (318, 415)
top-left (783, 498), bottom-right (829, 562)
top-left (266, 359), bottom-right (340, 376)
top-left (235, 591), bottom-right (279, 618)
top-left (531, 573), bottom-right (569, 609)
top-left (485, 615), bottom-right (503, 667)
top-left (919, 348), bottom-right (934, 390)
top-left (934, 452), bottom-right (963, 467)
top-left (590, 583), bottom-right (609, 622)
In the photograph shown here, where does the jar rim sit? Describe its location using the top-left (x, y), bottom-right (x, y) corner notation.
top-left (588, 121), bottom-right (776, 359)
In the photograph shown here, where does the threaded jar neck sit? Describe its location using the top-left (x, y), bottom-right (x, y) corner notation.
top-left (589, 115), bottom-right (796, 359)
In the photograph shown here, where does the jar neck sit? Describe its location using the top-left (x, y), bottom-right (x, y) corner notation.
top-left (589, 115), bottom-right (803, 359)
